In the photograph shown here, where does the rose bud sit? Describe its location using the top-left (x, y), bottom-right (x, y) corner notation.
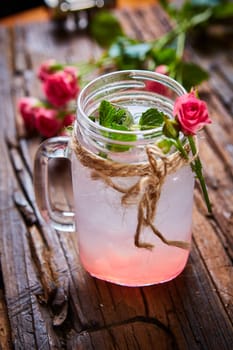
top-left (162, 117), bottom-right (180, 139)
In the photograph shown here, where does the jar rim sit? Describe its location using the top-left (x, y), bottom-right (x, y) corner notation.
top-left (76, 70), bottom-right (186, 141)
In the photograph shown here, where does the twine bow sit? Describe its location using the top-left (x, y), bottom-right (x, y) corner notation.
top-left (72, 134), bottom-right (195, 251)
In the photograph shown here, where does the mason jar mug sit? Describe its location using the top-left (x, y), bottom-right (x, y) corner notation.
top-left (34, 70), bottom-right (195, 287)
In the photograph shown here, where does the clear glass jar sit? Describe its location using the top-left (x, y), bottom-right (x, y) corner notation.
top-left (34, 70), bottom-right (195, 286)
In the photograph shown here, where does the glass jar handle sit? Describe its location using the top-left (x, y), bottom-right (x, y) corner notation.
top-left (34, 136), bottom-right (75, 232)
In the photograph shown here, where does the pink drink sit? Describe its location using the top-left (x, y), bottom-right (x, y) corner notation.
top-left (71, 71), bottom-right (195, 286)
top-left (72, 158), bottom-right (194, 286)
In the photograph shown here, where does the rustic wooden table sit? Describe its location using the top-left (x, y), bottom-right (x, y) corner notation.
top-left (0, 4), bottom-right (232, 350)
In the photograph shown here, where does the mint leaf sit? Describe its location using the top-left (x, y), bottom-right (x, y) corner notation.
top-left (139, 108), bottom-right (165, 130)
top-left (99, 100), bottom-right (121, 127)
top-left (97, 100), bottom-right (136, 153)
top-left (106, 124), bottom-right (137, 152)
top-left (99, 100), bottom-right (133, 128)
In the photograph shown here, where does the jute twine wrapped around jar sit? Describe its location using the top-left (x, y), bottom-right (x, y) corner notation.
top-left (71, 133), bottom-right (197, 251)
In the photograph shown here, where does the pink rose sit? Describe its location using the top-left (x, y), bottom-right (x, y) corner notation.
top-left (173, 91), bottom-right (211, 135)
top-left (18, 97), bottom-right (40, 132)
top-left (62, 113), bottom-right (76, 127)
top-left (146, 65), bottom-right (169, 95)
top-left (37, 59), bottom-right (57, 81)
top-left (43, 66), bottom-right (80, 107)
top-left (35, 107), bottom-right (62, 137)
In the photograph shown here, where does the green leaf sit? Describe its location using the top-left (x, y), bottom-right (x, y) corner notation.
top-left (108, 37), bottom-right (151, 70)
top-left (99, 100), bottom-right (133, 128)
top-left (108, 37), bottom-right (133, 58)
top-left (89, 116), bottom-right (96, 122)
top-left (97, 100), bottom-right (136, 152)
top-left (189, 8), bottom-right (213, 27)
top-left (98, 151), bottom-right (108, 159)
top-left (177, 62), bottom-right (209, 90)
top-left (50, 63), bottom-right (65, 72)
top-left (109, 37), bottom-right (151, 59)
top-left (106, 124), bottom-right (137, 152)
top-left (150, 47), bottom-right (176, 65)
top-left (139, 108), bottom-right (165, 130)
top-left (124, 43), bottom-right (152, 60)
top-left (159, 0), bottom-right (170, 7)
top-left (157, 138), bottom-right (174, 154)
top-left (89, 10), bottom-right (124, 48)
top-left (212, 3), bottom-right (233, 18)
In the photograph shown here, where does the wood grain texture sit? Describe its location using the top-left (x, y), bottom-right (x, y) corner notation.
top-left (0, 4), bottom-right (232, 349)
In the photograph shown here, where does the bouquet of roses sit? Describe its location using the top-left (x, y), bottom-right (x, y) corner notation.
top-left (18, 60), bottom-right (80, 137)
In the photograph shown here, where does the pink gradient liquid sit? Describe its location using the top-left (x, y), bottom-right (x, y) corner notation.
top-left (72, 157), bottom-right (194, 286)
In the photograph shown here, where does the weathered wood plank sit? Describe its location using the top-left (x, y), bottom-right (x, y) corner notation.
top-left (115, 4), bottom-right (172, 41)
top-left (193, 193), bottom-right (233, 319)
top-left (0, 27), bottom-right (60, 349)
top-left (0, 289), bottom-right (12, 350)
top-left (0, 27), bottom-right (17, 145)
top-left (0, 142), bottom-right (48, 349)
top-left (0, 4), bottom-right (232, 349)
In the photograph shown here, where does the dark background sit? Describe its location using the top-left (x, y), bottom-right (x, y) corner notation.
top-left (0, 0), bottom-right (44, 18)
